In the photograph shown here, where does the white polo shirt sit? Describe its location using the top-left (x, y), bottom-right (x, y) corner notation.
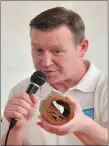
top-left (1, 62), bottom-right (108, 145)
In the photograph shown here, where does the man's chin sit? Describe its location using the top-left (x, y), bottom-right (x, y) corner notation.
top-left (46, 80), bottom-right (57, 85)
top-left (46, 77), bottom-right (59, 85)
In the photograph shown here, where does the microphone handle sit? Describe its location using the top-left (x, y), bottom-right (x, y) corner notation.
top-left (26, 83), bottom-right (39, 95)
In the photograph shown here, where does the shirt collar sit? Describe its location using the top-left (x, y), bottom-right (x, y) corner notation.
top-left (70, 62), bottom-right (102, 92)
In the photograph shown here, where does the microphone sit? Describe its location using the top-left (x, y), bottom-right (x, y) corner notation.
top-left (26, 71), bottom-right (46, 95)
top-left (5, 71), bottom-right (46, 146)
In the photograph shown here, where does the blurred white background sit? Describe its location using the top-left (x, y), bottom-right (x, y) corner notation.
top-left (1, 1), bottom-right (108, 114)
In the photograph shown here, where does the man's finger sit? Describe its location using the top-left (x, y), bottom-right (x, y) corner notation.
top-left (31, 94), bottom-right (39, 107)
top-left (37, 122), bottom-right (45, 128)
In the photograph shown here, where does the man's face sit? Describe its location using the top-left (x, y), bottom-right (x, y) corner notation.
top-left (30, 25), bottom-right (87, 84)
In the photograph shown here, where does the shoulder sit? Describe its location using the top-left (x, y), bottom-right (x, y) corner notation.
top-left (94, 70), bottom-right (108, 111)
top-left (87, 62), bottom-right (108, 109)
top-left (89, 62), bottom-right (108, 93)
top-left (95, 71), bottom-right (108, 96)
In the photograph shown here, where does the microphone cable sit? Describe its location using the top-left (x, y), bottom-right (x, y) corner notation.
top-left (4, 118), bottom-right (17, 146)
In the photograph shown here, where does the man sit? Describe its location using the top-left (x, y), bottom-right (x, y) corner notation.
top-left (1, 7), bottom-right (108, 145)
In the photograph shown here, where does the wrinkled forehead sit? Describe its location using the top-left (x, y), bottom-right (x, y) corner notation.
top-left (30, 26), bottom-right (74, 47)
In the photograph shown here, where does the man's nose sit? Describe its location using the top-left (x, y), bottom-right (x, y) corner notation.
top-left (41, 52), bottom-right (53, 68)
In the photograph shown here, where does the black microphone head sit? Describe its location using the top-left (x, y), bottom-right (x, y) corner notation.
top-left (31, 71), bottom-right (46, 86)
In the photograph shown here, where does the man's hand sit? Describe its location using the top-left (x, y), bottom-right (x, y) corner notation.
top-left (37, 96), bottom-right (88, 135)
top-left (4, 92), bottom-right (39, 130)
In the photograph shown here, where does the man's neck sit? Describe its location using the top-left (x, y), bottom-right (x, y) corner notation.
top-left (51, 61), bottom-right (89, 93)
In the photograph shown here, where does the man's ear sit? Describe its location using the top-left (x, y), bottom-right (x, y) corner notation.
top-left (79, 39), bottom-right (88, 57)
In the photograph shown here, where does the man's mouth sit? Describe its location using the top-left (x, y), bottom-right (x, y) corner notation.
top-left (44, 70), bottom-right (58, 75)
top-left (41, 70), bottom-right (57, 72)
top-left (45, 70), bottom-right (54, 72)
top-left (40, 69), bottom-right (58, 75)
top-left (45, 71), bottom-right (56, 73)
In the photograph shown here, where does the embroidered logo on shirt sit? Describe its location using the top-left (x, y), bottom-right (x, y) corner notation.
top-left (82, 108), bottom-right (94, 119)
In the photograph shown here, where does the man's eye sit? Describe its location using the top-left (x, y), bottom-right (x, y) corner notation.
top-left (54, 50), bottom-right (62, 54)
top-left (56, 50), bottom-right (61, 53)
top-left (37, 48), bottom-right (43, 52)
top-left (34, 48), bottom-right (43, 53)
